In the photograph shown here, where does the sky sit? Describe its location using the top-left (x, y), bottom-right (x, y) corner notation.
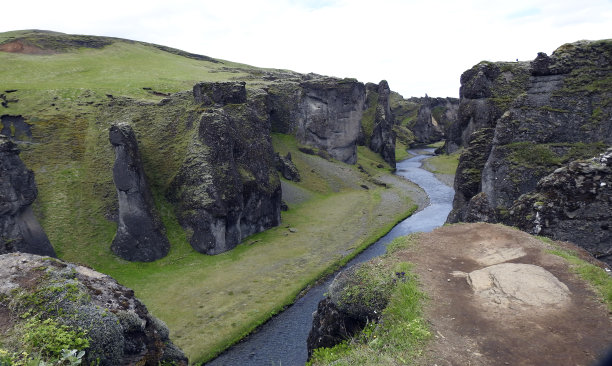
top-left (2, 0), bottom-right (611, 98)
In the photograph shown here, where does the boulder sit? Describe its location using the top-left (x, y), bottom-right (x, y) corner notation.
top-left (109, 123), bottom-right (170, 262)
top-left (0, 135), bottom-right (55, 257)
top-left (0, 252), bottom-right (187, 366)
top-left (306, 298), bottom-right (363, 359)
top-left (307, 260), bottom-right (398, 357)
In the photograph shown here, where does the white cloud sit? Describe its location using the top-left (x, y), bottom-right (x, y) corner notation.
top-left (2, 0), bottom-right (611, 97)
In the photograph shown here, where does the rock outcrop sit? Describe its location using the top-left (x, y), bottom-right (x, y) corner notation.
top-left (307, 260), bottom-right (397, 357)
top-left (109, 123), bottom-right (170, 262)
top-left (449, 40), bottom-right (612, 225)
top-left (275, 152), bottom-right (300, 182)
top-left (365, 81), bottom-right (396, 168)
top-left (296, 78), bottom-right (366, 164)
top-left (411, 97), bottom-right (459, 145)
top-left (168, 82), bottom-right (281, 255)
top-left (0, 135), bottom-right (55, 257)
top-left (506, 148), bottom-right (612, 265)
top-left (0, 252), bottom-right (187, 365)
top-left (268, 77), bottom-right (397, 166)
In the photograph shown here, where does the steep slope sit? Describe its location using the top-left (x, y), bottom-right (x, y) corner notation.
top-left (448, 40), bottom-right (611, 224)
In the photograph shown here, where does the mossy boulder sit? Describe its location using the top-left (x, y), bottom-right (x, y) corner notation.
top-left (307, 259), bottom-right (401, 357)
top-left (0, 252), bottom-right (187, 365)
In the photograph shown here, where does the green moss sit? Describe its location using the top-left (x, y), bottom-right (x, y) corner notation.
top-left (431, 105), bottom-right (445, 122)
top-left (503, 141), bottom-right (607, 170)
top-left (360, 91), bottom-right (379, 146)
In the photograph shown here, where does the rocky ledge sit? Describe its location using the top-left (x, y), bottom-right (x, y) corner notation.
top-left (0, 252), bottom-right (187, 365)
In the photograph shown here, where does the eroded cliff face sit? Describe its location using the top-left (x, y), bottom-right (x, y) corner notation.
top-left (168, 83), bottom-right (281, 255)
top-left (109, 123), bottom-right (170, 262)
top-left (449, 40), bottom-right (612, 224)
top-left (296, 78), bottom-right (366, 164)
top-left (0, 252), bottom-right (188, 365)
top-left (507, 148), bottom-right (612, 265)
top-left (411, 97), bottom-right (459, 145)
top-left (268, 76), bottom-right (397, 166)
top-left (0, 136), bottom-right (55, 257)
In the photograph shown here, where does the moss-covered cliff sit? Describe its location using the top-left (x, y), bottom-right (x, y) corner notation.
top-left (448, 39), bottom-right (612, 262)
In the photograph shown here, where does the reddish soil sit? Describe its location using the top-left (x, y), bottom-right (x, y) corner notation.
top-left (398, 223), bottom-right (611, 366)
top-left (0, 40), bottom-right (54, 55)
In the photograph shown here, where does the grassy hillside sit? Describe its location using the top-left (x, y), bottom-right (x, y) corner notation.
top-left (0, 30), bottom-right (421, 363)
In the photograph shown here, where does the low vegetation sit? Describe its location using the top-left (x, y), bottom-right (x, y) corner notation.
top-left (0, 31), bottom-right (424, 362)
top-left (540, 237), bottom-right (612, 311)
top-left (309, 235), bottom-right (430, 365)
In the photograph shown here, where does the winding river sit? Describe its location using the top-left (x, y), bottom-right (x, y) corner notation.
top-left (206, 149), bottom-right (455, 366)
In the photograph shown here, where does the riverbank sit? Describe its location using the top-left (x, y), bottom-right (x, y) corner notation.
top-left (99, 135), bottom-right (425, 363)
top-left (309, 223), bottom-right (612, 365)
top-left (207, 150), bottom-right (455, 365)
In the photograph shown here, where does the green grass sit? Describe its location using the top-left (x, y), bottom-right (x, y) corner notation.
top-left (541, 238), bottom-right (612, 311)
top-left (0, 31), bottom-right (423, 363)
top-left (422, 150), bottom-right (460, 175)
top-left (395, 141), bottom-right (410, 161)
top-left (309, 236), bottom-right (430, 365)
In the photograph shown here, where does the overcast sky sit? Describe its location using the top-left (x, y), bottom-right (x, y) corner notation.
top-left (2, 0), bottom-right (611, 97)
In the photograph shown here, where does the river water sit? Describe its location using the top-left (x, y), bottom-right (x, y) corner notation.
top-left (206, 149), bottom-right (455, 366)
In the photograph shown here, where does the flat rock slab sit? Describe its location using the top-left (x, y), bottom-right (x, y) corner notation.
top-left (397, 223), bottom-right (611, 366)
top-left (467, 263), bottom-right (570, 308)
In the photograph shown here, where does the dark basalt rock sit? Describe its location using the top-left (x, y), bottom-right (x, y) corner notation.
top-left (411, 97), bottom-right (459, 146)
top-left (297, 78), bottom-right (366, 164)
top-left (448, 40), bottom-right (612, 224)
top-left (0, 135), bottom-right (55, 257)
top-left (306, 298), bottom-right (364, 359)
top-left (0, 252), bottom-right (188, 365)
top-left (507, 148), bottom-right (612, 265)
top-left (447, 128), bottom-right (495, 222)
top-left (109, 123), bottom-right (170, 262)
top-left (168, 84), bottom-right (281, 255)
top-left (307, 261), bottom-right (396, 357)
top-left (193, 81), bottom-right (247, 106)
top-left (275, 152), bottom-right (300, 182)
top-left (368, 80), bottom-right (396, 168)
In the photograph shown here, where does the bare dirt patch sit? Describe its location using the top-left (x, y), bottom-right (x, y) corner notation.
top-left (399, 223), bottom-right (611, 366)
top-left (0, 40), bottom-right (54, 55)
